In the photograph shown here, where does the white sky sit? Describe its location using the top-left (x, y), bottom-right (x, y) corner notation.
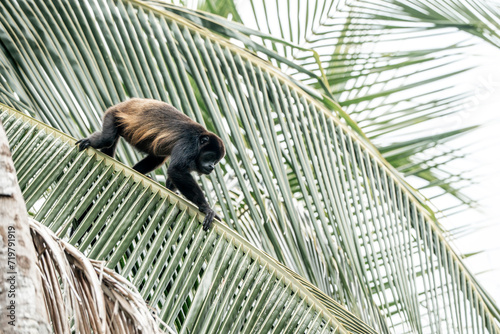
top-left (436, 45), bottom-right (500, 304)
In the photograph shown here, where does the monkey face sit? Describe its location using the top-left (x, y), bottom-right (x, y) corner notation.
top-left (196, 133), bottom-right (225, 175)
top-left (198, 150), bottom-right (218, 175)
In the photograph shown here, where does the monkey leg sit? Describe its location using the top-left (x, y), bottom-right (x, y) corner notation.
top-left (166, 178), bottom-right (178, 192)
top-left (132, 154), bottom-right (167, 174)
top-left (76, 110), bottom-right (119, 153)
top-left (100, 137), bottom-right (120, 158)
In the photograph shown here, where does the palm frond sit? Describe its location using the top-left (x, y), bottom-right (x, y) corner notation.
top-left (165, 0), bottom-right (495, 210)
top-left (30, 218), bottom-right (170, 334)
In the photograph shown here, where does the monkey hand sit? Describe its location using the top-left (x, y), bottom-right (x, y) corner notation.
top-left (199, 206), bottom-right (218, 231)
top-left (75, 138), bottom-right (92, 151)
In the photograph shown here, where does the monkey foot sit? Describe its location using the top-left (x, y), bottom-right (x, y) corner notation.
top-left (75, 138), bottom-right (91, 151)
top-left (201, 209), bottom-right (217, 231)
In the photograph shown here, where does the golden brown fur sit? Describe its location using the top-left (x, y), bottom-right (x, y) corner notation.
top-left (111, 98), bottom-right (208, 157)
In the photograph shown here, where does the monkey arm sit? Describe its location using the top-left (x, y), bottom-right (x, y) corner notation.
top-left (167, 165), bottom-right (217, 231)
top-left (132, 155), bottom-right (167, 175)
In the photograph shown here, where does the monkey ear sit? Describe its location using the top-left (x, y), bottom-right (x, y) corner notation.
top-left (199, 135), bottom-right (209, 146)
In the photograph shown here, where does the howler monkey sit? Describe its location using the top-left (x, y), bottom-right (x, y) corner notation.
top-left (76, 98), bottom-right (225, 230)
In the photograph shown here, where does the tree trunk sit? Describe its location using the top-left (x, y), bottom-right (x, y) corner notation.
top-left (0, 121), bottom-right (50, 333)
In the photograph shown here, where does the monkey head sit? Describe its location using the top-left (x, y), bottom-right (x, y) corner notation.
top-left (196, 132), bottom-right (225, 175)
